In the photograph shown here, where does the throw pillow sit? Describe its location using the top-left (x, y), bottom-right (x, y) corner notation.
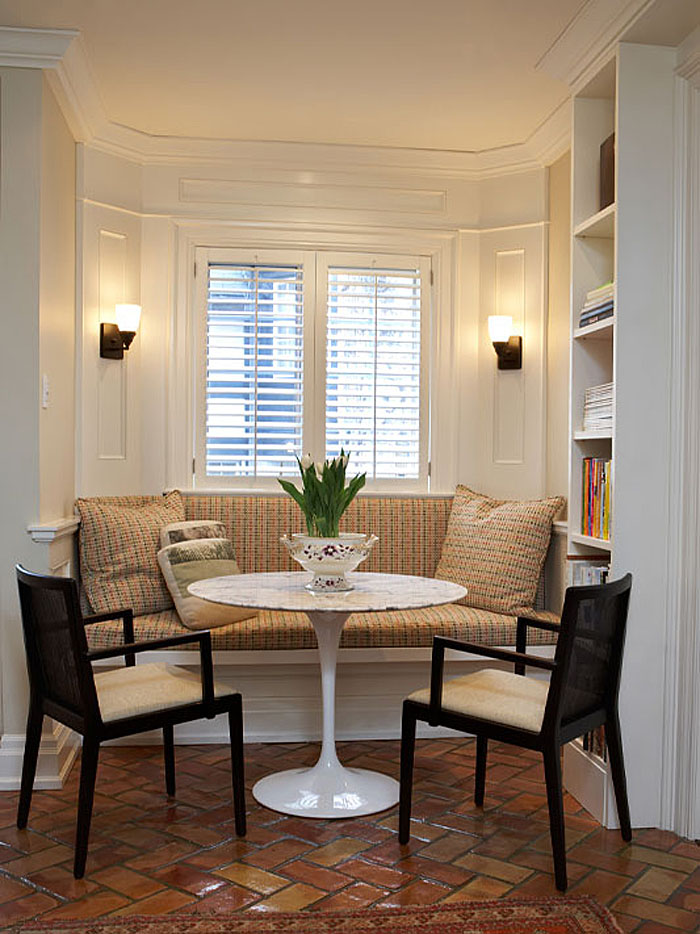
top-left (76, 491), bottom-right (185, 616)
top-left (160, 519), bottom-right (228, 548)
top-left (157, 538), bottom-right (257, 630)
top-left (435, 485), bottom-right (564, 615)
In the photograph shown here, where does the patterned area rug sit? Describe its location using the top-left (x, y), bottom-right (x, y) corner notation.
top-left (15, 896), bottom-right (622, 932)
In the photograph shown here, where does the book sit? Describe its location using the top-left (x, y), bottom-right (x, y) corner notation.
top-left (579, 309), bottom-right (614, 328)
top-left (581, 457), bottom-right (612, 540)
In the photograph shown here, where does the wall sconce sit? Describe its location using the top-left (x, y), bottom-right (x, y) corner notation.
top-left (100, 304), bottom-right (142, 359)
top-left (488, 315), bottom-right (522, 370)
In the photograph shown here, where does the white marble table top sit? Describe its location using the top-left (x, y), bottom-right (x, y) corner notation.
top-left (189, 571), bottom-right (466, 613)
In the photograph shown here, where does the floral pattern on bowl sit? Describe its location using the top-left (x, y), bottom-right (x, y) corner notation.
top-left (281, 532), bottom-right (378, 592)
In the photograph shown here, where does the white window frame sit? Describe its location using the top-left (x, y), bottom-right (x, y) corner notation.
top-left (193, 246), bottom-right (432, 491)
top-left (175, 227), bottom-right (454, 496)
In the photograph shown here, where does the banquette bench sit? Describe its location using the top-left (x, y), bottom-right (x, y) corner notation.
top-left (77, 492), bottom-right (565, 742)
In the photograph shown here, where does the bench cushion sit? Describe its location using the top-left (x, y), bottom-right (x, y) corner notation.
top-left (85, 605), bottom-right (559, 653)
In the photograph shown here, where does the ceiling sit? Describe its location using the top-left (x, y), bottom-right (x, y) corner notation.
top-left (0, 0), bottom-right (590, 152)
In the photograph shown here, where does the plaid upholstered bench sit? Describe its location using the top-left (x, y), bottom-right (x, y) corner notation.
top-left (81, 493), bottom-right (561, 655)
top-left (76, 492), bottom-right (564, 742)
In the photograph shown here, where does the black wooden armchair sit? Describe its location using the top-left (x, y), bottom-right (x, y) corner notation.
top-left (399, 574), bottom-right (633, 891)
top-left (15, 565), bottom-right (246, 878)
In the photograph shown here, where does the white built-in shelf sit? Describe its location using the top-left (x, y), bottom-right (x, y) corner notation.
top-left (569, 532), bottom-right (612, 551)
top-left (574, 203), bottom-right (616, 239)
top-left (573, 429), bottom-right (613, 441)
top-left (574, 316), bottom-right (615, 340)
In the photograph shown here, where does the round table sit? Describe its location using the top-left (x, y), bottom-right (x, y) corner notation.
top-left (189, 571), bottom-right (467, 819)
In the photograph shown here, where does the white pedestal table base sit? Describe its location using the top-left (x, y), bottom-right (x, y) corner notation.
top-left (252, 610), bottom-right (399, 818)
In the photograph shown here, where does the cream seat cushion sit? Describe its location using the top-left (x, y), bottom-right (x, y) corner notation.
top-left (408, 669), bottom-right (549, 733)
top-left (94, 663), bottom-right (231, 723)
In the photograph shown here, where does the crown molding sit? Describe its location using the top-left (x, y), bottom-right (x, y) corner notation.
top-left (0, 25), bottom-right (77, 68)
top-left (537, 0), bottom-right (656, 92)
top-left (677, 25), bottom-right (700, 87)
top-left (0, 24), bottom-right (570, 180)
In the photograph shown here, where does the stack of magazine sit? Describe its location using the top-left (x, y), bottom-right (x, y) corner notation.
top-left (567, 556), bottom-right (610, 586)
top-left (579, 282), bottom-right (614, 328)
top-left (582, 382), bottom-right (613, 432)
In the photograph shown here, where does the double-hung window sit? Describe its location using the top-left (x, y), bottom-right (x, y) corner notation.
top-left (194, 247), bottom-right (431, 490)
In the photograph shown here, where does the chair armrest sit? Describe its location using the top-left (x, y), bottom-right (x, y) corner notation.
top-left (86, 631), bottom-right (216, 714)
top-left (83, 608), bottom-right (135, 666)
top-left (516, 611), bottom-right (560, 674)
top-left (428, 636), bottom-right (556, 726)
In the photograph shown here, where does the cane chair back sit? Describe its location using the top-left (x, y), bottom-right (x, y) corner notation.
top-left (16, 566), bottom-right (99, 721)
top-left (545, 573), bottom-right (632, 732)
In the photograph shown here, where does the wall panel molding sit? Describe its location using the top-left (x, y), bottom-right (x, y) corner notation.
top-left (493, 249), bottom-right (526, 465)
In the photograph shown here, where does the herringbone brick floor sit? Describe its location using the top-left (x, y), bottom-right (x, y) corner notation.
top-left (0, 738), bottom-right (697, 931)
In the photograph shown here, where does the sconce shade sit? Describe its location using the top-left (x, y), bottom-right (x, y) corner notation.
top-left (115, 303), bottom-right (141, 334)
top-left (488, 315), bottom-right (512, 343)
top-left (100, 304), bottom-right (142, 358)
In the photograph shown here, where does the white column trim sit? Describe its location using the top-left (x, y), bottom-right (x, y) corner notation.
top-left (27, 516), bottom-right (80, 545)
top-left (662, 74), bottom-right (700, 839)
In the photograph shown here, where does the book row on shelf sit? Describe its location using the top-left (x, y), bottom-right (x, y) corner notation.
top-left (567, 556), bottom-right (610, 586)
top-left (582, 382), bottom-right (613, 432)
top-left (578, 281), bottom-right (614, 329)
top-left (582, 457), bottom-right (612, 540)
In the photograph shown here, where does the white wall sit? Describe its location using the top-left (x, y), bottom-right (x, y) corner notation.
top-left (76, 144), bottom-right (552, 503)
top-left (0, 69), bottom-right (43, 740)
top-left (40, 77), bottom-right (76, 523)
top-left (0, 70), bottom-right (80, 789)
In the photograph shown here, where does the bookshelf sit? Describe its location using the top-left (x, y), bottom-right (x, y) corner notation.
top-left (564, 44), bottom-right (676, 829)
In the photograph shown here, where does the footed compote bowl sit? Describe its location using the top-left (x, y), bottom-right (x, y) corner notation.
top-left (280, 532), bottom-right (378, 592)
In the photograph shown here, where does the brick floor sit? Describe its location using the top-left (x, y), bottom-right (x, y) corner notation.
top-left (0, 738), bottom-right (696, 930)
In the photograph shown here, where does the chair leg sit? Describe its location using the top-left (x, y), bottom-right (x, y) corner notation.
top-left (398, 703), bottom-right (417, 845)
top-left (228, 702), bottom-right (246, 837)
top-left (543, 745), bottom-right (567, 891)
top-left (606, 714), bottom-right (632, 841)
top-left (163, 724), bottom-right (176, 796)
top-left (17, 700), bottom-right (43, 829)
top-left (474, 735), bottom-right (487, 807)
top-left (74, 739), bottom-right (99, 879)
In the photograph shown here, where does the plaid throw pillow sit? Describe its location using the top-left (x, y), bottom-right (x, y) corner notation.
top-left (76, 491), bottom-right (185, 615)
top-left (435, 485), bottom-right (564, 615)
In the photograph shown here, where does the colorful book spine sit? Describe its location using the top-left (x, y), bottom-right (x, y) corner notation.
top-left (581, 457), bottom-right (612, 540)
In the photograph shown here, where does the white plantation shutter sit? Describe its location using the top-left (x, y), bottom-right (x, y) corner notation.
top-left (324, 263), bottom-right (425, 480)
top-left (204, 263), bottom-right (304, 477)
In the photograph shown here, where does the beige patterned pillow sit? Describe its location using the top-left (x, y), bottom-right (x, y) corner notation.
top-left (435, 485), bottom-right (564, 615)
top-left (160, 519), bottom-right (227, 549)
top-left (76, 491), bottom-right (185, 615)
top-left (157, 539), bottom-right (257, 630)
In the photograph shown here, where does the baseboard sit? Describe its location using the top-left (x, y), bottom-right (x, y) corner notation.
top-left (0, 721), bottom-right (80, 791)
top-left (563, 738), bottom-right (619, 829)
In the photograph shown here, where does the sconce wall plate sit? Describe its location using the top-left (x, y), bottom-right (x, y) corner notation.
top-left (100, 322), bottom-right (124, 359)
top-left (493, 335), bottom-right (522, 370)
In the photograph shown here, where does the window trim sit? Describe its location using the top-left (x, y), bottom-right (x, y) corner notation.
top-left (193, 246), bottom-right (432, 491)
